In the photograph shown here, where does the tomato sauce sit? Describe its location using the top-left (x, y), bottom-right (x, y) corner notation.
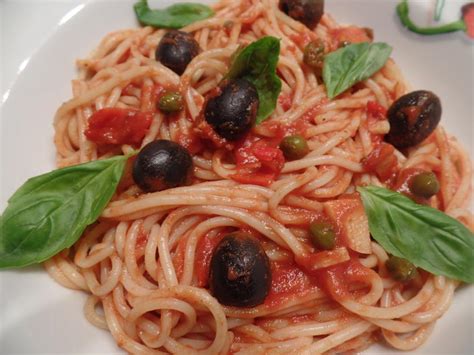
top-left (85, 108), bottom-right (153, 146)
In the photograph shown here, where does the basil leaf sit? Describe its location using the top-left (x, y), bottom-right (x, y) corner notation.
top-left (134, 0), bottom-right (214, 29)
top-left (323, 42), bottom-right (392, 99)
top-left (358, 186), bottom-right (474, 283)
top-left (0, 156), bottom-right (128, 268)
top-left (226, 36), bottom-right (282, 124)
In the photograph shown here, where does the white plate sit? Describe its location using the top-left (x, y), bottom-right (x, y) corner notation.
top-left (0, 0), bottom-right (473, 353)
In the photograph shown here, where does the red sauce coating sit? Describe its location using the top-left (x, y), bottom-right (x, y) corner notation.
top-left (85, 108), bottom-right (152, 146)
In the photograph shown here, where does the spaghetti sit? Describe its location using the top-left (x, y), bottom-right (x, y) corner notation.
top-left (46, 0), bottom-right (472, 353)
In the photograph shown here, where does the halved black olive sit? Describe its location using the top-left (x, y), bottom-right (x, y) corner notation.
top-left (132, 140), bottom-right (193, 192)
top-left (279, 0), bottom-right (325, 29)
top-left (204, 78), bottom-right (259, 141)
top-left (209, 232), bottom-right (271, 307)
top-left (155, 30), bottom-right (200, 75)
top-left (385, 90), bottom-right (441, 149)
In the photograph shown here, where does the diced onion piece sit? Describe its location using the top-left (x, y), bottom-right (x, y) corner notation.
top-left (324, 197), bottom-right (372, 254)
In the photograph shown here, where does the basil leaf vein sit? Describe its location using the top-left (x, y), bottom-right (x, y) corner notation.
top-left (134, 0), bottom-right (214, 29)
top-left (358, 186), bottom-right (474, 283)
top-left (0, 155), bottom-right (128, 268)
top-left (226, 36), bottom-right (282, 124)
top-left (323, 42), bottom-right (392, 99)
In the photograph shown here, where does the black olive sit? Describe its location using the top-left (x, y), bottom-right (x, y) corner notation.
top-left (209, 233), bottom-right (271, 307)
top-left (385, 91), bottom-right (441, 149)
top-left (204, 78), bottom-right (259, 141)
top-left (279, 0), bottom-right (324, 29)
top-left (155, 30), bottom-right (201, 75)
top-left (132, 140), bottom-right (193, 192)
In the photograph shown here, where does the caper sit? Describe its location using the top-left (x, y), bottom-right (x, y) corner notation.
top-left (303, 40), bottom-right (325, 75)
top-left (385, 255), bottom-right (417, 282)
top-left (280, 134), bottom-right (310, 160)
top-left (409, 171), bottom-right (440, 198)
top-left (309, 222), bottom-right (336, 250)
top-left (159, 91), bottom-right (184, 113)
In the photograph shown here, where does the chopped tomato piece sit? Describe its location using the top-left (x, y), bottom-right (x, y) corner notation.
top-left (462, 4), bottom-right (474, 39)
top-left (264, 259), bottom-right (321, 308)
top-left (366, 101), bottom-right (387, 120)
top-left (362, 142), bottom-right (399, 183)
top-left (331, 26), bottom-right (373, 48)
top-left (315, 259), bottom-right (373, 301)
top-left (231, 135), bottom-right (285, 186)
top-left (85, 108), bottom-right (152, 146)
top-left (289, 31), bottom-right (314, 48)
top-left (176, 130), bottom-right (203, 155)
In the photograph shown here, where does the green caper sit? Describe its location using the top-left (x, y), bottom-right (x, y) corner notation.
top-left (309, 222), bottom-right (336, 250)
top-left (303, 40), bottom-right (325, 75)
top-left (409, 172), bottom-right (440, 199)
top-left (158, 91), bottom-right (184, 113)
top-left (385, 255), bottom-right (417, 282)
top-left (280, 135), bottom-right (309, 160)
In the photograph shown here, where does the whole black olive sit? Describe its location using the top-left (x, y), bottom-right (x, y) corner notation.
top-left (209, 233), bottom-right (271, 307)
top-left (385, 90), bottom-right (441, 149)
top-left (132, 140), bottom-right (193, 192)
top-left (155, 30), bottom-right (201, 75)
top-left (279, 0), bottom-right (324, 29)
top-left (204, 78), bottom-right (259, 141)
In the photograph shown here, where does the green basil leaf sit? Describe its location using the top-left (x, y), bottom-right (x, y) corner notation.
top-left (323, 42), bottom-right (392, 99)
top-left (0, 155), bottom-right (128, 268)
top-left (134, 0), bottom-right (214, 29)
top-left (226, 36), bottom-right (282, 124)
top-left (358, 186), bottom-right (474, 283)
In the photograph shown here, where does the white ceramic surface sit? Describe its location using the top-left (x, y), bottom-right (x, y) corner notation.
top-left (0, 0), bottom-right (473, 353)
